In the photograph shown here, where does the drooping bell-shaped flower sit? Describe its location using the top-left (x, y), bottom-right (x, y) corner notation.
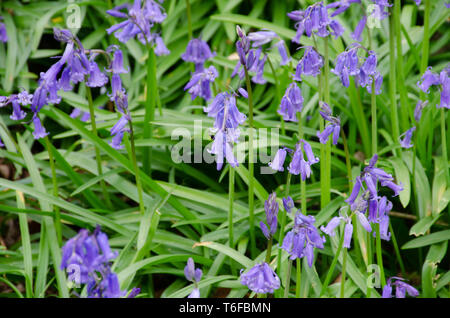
top-left (399, 127), bottom-right (416, 149)
top-left (240, 262), bottom-right (280, 294)
top-left (277, 82), bottom-right (303, 122)
top-left (260, 193), bottom-right (279, 239)
top-left (382, 277), bottom-right (419, 298)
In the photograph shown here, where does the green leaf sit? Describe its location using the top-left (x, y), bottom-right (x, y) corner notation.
top-left (195, 241), bottom-right (253, 268)
top-left (389, 157), bottom-right (411, 208)
top-left (402, 230), bottom-right (450, 249)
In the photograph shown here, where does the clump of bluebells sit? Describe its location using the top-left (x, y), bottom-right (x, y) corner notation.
top-left (382, 277), bottom-right (419, 298)
top-left (60, 226), bottom-right (139, 298)
top-left (182, 38), bottom-right (218, 101)
top-left (107, 0), bottom-right (169, 55)
top-left (332, 43), bottom-right (383, 95)
top-left (282, 205), bottom-right (325, 267)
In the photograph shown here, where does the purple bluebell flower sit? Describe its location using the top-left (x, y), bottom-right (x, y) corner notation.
top-left (283, 196), bottom-right (295, 214)
top-left (277, 82), bottom-right (303, 122)
top-left (329, 20), bottom-right (345, 38)
top-left (275, 40), bottom-right (292, 66)
top-left (238, 88), bottom-right (248, 98)
top-left (294, 46), bottom-right (323, 81)
top-left (240, 262), bottom-right (280, 294)
top-left (208, 129), bottom-right (239, 170)
top-left (269, 148), bottom-right (288, 172)
top-left (282, 211), bottom-right (325, 267)
top-left (415, 0), bottom-right (421, 5)
top-left (181, 38), bottom-right (215, 64)
top-left (0, 17), bottom-right (7, 43)
top-left (260, 193), bottom-right (279, 239)
top-left (351, 15), bottom-right (367, 42)
top-left (438, 68), bottom-right (450, 109)
top-left (414, 100), bottom-right (428, 122)
top-left (399, 127), bottom-right (416, 149)
top-left (184, 257), bottom-right (203, 283)
top-left (382, 277), bottom-right (419, 298)
top-left (247, 30), bottom-right (278, 47)
top-left (154, 35), bottom-right (170, 56)
top-left (184, 65), bottom-right (218, 101)
top-left (32, 116), bottom-right (49, 139)
top-left (204, 92), bottom-right (246, 131)
top-left (110, 130), bottom-right (125, 150)
top-left (17, 91), bottom-right (33, 105)
top-left (10, 100), bottom-right (27, 121)
top-left (288, 139), bottom-right (319, 181)
top-left (317, 102), bottom-right (340, 145)
top-left (109, 48), bottom-right (128, 74)
top-left (86, 59), bottom-right (109, 88)
top-left (417, 67), bottom-right (440, 94)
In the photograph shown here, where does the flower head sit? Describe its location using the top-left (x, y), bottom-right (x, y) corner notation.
top-left (182, 38), bottom-right (215, 64)
top-left (382, 277), bottom-right (419, 298)
top-left (294, 46), bottom-right (323, 81)
top-left (288, 139), bottom-right (319, 180)
top-left (277, 83), bottom-right (303, 122)
top-left (317, 102), bottom-right (340, 145)
top-left (260, 193), bottom-right (279, 239)
top-left (240, 262), bottom-right (280, 294)
top-left (399, 127), bottom-right (416, 149)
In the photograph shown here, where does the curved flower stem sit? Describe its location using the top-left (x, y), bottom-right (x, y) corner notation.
top-left (243, 67), bottom-right (256, 258)
top-left (284, 258), bottom-right (293, 298)
top-left (128, 119), bottom-right (146, 217)
top-left (375, 223), bottom-right (387, 287)
top-left (45, 136), bottom-right (61, 245)
top-left (320, 228), bottom-right (345, 297)
top-left (85, 84), bottom-right (112, 209)
top-left (340, 247), bottom-right (348, 298)
top-left (143, 44), bottom-right (158, 177)
top-left (295, 258), bottom-right (301, 298)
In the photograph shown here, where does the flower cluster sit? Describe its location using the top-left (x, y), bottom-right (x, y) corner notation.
top-left (0, 16), bottom-right (7, 43)
top-left (293, 46), bottom-right (324, 82)
top-left (60, 226), bottom-right (139, 298)
top-left (269, 139), bottom-right (319, 181)
top-left (417, 65), bottom-right (449, 109)
top-left (277, 82), bottom-right (303, 122)
top-left (316, 102), bottom-right (341, 145)
top-left (182, 38), bottom-right (218, 101)
top-left (107, 46), bottom-right (132, 150)
top-left (204, 92), bottom-right (246, 170)
top-left (240, 262), bottom-right (280, 294)
top-left (184, 258), bottom-right (203, 298)
top-left (332, 44), bottom-right (383, 95)
top-left (107, 0), bottom-right (170, 56)
top-left (287, 1), bottom-right (345, 43)
top-left (382, 277), bottom-right (419, 298)
top-left (232, 27), bottom-right (291, 85)
top-left (282, 210), bottom-right (325, 267)
top-left (260, 192), bottom-right (279, 240)
top-left (322, 154), bottom-right (402, 246)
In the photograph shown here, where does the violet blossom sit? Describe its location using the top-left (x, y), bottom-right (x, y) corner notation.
top-left (240, 262), bottom-right (280, 294)
top-left (382, 277), bottom-right (419, 298)
top-left (277, 82), bottom-right (303, 122)
top-left (260, 193), bottom-right (279, 240)
top-left (316, 102), bottom-right (341, 145)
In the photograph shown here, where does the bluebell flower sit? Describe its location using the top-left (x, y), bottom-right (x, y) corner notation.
top-left (32, 116), bottom-right (49, 139)
top-left (351, 15), bottom-right (367, 42)
top-left (282, 211), bottom-right (325, 267)
top-left (184, 257), bottom-right (202, 298)
top-left (417, 67), bottom-right (440, 94)
top-left (317, 102), bottom-right (340, 145)
top-left (294, 46), bottom-right (323, 81)
top-left (181, 38), bottom-right (215, 64)
top-left (204, 92), bottom-right (246, 132)
top-left (438, 67), bottom-right (450, 109)
top-left (247, 30), bottom-right (278, 47)
top-left (283, 196), bottom-right (295, 214)
top-left (0, 17), bottom-right (7, 43)
top-left (288, 139), bottom-right (319, 181)
top-left (382, 277), bottom-right (419, 298)
top-left (154, 34), bottom-right (170, 56)
top-left (240, 262), bottom-right (280, 294)
top-left (399, 127), bottom-right (416, 149)
top-left (208, 129), bottom-right (239, 170)
top-left (260, 193), bottom-right (279, 239)
top-left (277, 82), bottom-right (303, 122)
top-left (269, 148), bottom-right (288, 172)
top-left (275, 40), bottom-right (292, 66)
top-left (184, 65), bottom-right (218, 101)
top-left (108, 48), bottom-right (129, 74)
